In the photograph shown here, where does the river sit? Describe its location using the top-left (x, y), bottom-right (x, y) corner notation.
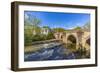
top-left (24, 42), bottom-right (77, 61)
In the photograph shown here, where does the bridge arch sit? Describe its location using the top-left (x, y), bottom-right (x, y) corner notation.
top-left (54, 30), bottom-right (90, 50)
top-left (85, 36), bottom-right (90, 49)
top-left (86, 37), bottom-right (90, 45)
top-left (66, 34), bottom-right (77, 50)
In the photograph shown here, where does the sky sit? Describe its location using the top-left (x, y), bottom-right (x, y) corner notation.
top-left (24, 11), bottom-right (90, 30)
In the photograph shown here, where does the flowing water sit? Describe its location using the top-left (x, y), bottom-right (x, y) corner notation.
top-left (24, 42), bottom-right (76, 61)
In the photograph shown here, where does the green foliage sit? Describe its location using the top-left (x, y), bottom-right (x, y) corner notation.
top-left (24, 25), bottom-right (33, 46)
top-left (32, 17), bottom-right (41, 26)
top-left (74, 26), bottom-right (82, 30)
top-left (24, 15), bottom-right (43, 46)
top-left (25, 13), bottom-right (41, 26)
top-left (46, 32), bottom-right (55, 39)
top-left (33, 25), bottom-right (41, 34)
top-left (53, 28), bottom-right (66, 32)
top-left (42, 26), bottom-right (50, 29)
top-left (32, 32), bottom-right (55, 42)
top-left (24, 23), bottom-right (55, 45)
top-left (24, 25), bottom-right (42, 45)
top-left (32, 34), bottom-right (44, 41)
top-left (67, 43), bottom-right (76, 50)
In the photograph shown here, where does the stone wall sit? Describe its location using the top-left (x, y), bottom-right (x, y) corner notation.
top-left (54, 30), bottom-right (90, 50)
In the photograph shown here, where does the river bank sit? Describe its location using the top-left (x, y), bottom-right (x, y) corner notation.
top-left (24, 39), bottom-right (62, 53)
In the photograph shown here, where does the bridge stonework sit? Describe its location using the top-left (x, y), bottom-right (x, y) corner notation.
top-left (54, 30), bottom-right (90, 50)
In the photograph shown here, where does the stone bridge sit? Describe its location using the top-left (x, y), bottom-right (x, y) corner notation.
top-left (54, 29), bottom-right (90, 50)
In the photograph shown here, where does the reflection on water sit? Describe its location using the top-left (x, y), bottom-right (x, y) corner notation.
top-left (24, 42), bottom-right (76, 61)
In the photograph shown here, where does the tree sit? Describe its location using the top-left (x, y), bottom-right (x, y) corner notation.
top-left (26, 13), bottom-right (41, 35)
top-left (24, 25), bottom-right (33, 46)
top-left (43, 26), bottom-right (50, 29)
top-left (53, 28), bottom-right (66, 33)
top-left (32, 17), bottom-right (41, 26)
top-left (31, 17), bottom-right (41, 35)
top-left (24, 14), bottom-right (41, 45)
top-left (74, 26), bottom-right (81, 30)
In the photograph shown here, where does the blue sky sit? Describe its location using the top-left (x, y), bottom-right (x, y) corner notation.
top-left (24, 11), bottom-right (90, 30)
